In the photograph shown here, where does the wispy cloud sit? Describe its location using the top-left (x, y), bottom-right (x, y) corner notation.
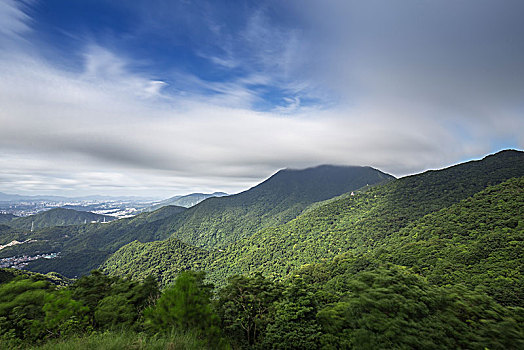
top-left (81, 45), bottom-right (167, 100)
top-left (0, 0), bottom-right (31, 38)
top-left (0, 0), bottom-right (522, 197)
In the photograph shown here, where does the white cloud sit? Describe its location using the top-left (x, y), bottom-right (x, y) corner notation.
top-left (0, 0), bottom-right (522, 197)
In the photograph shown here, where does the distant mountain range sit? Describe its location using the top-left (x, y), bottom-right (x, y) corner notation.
top-left (0, 192), bottom-right (158, 203)
top-left (147, 192), bottom-right (229, 210)
top-left (0, 192), bottom-right (69, 202)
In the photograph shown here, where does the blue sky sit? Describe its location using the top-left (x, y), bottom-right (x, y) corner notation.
top-left (24, 0), bottom-right (322, 111)
top-left (0, 0), bottom-right (523, 197)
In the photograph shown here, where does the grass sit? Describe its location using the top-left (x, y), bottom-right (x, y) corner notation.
top-left (4, 331), bottom-right (212, 350)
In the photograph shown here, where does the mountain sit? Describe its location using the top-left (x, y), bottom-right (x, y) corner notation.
top-left (0, 192), bottom-right (69, 202)
top-left (148, 192), bottom-right (228, 210)
top-left (102, 149), bottom-right (524, 303)
top-left (7, 208), bottom-right (116, 231)
top-left (153, 165), bottom-right (394, 249)
top-left (200, 150), bottom-right (524, 283)
top-left (15, 165), bottom-right (391, 277)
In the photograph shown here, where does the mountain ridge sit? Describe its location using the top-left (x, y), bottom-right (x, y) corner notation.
top-left (157, 164), bottom-right (394, 249)
top-left (102, 149), bottom-right (524, 299)
top-left (18, 164), bottom-right (393, 277)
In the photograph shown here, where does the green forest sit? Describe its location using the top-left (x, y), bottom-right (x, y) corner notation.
top-left (1, 266), bottom-right (522, 349)
top-left (0, 150), bottom-right (523, 348)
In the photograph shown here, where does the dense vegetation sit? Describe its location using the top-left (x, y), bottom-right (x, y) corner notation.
top-left (103, 151), bottom-right (524, 299)
top-left (1, 149), bottom-right (523, 348)
top-left (3, 165), bottom-right (390, 277)
top-left (376, 176), bottom-right (523, 306)
top-left (0, 268), bottom-right (70, 287)
top-left (1, 266), bottom-right (522, 349)
top-left (204, 177), bottom-right (524, 304)
top-left (0, 206), bottom-right (188, 277)
top-left (152, 165), bottom-right (393, 250)
top-left (103, 238), bottom-right (210, 287)
top-left (0, 270), bottom-right (161, 349)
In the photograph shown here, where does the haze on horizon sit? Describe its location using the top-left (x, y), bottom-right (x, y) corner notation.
top-left (0, 0), bottom-right (523, 197)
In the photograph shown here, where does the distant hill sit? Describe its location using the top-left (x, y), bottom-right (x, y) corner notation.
top-left (0, 192), bottom-right (68, 202)
top-left (6, 205), bottom-right (188, 277)
top-left (148, 192), bottom-right (228, 210)
top-left (0, 213), bottom-right (17, 223)
top-left (8, 208), bottom-right (115, 231)
top-left (0, 192), bottom-right (157, 202)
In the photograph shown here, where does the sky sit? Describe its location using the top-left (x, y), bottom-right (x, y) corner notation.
top-left (0, 0), bottom-right (523, 198)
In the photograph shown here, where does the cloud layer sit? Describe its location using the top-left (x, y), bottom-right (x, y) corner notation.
top-left (0, 0), bottom-right (523, 197)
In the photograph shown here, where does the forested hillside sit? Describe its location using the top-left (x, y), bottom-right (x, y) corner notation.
top-left (0, 213), bottom-right (17, 223)
top-left (17, 166), bottom-right (391, 277)
top-left (154, 165), bottom-right (394, 249)
top-left (376, 176), bottom-right (523, 306)
top-left (23, 206), bottom-right (189, 277)
top-left (0, 206), bottom-right (188, 277)
top-left (2, 150), bottom-right (524, 348)
top-left (103, 150), bottom-right (524, 297)
top-left (202, 153), bottom-right (524, 287)
top-left (8, 208), bottom-right (115, 230)
top-left (102, 238), bottom-right (210, 286)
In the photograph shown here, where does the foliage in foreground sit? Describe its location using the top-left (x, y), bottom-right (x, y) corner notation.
top-left (1, 265), bottom-right (523, 349)
top-left (0, 271), bottom-right (159, 347)
top-left (6, 331), bottom-right (207, 350)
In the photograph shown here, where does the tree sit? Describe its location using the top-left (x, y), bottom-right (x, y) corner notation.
top-left (144, 271), bottom-right (226, 347)
top-left (263, 277), bottom-right (321, 349)
top-left (94, 294), bottom-right (135, 330)
top-left (70, 270), bottom-right (114, 313)
top-left (41, 289), bottom-right (90, 338)
top-left (217, 274), bottom-right (281, 348)
top-left (0, 277), bottom-right (52, 342)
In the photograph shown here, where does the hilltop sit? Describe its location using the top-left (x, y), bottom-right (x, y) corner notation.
top-left (8, 208), bottom-right (115, 231)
